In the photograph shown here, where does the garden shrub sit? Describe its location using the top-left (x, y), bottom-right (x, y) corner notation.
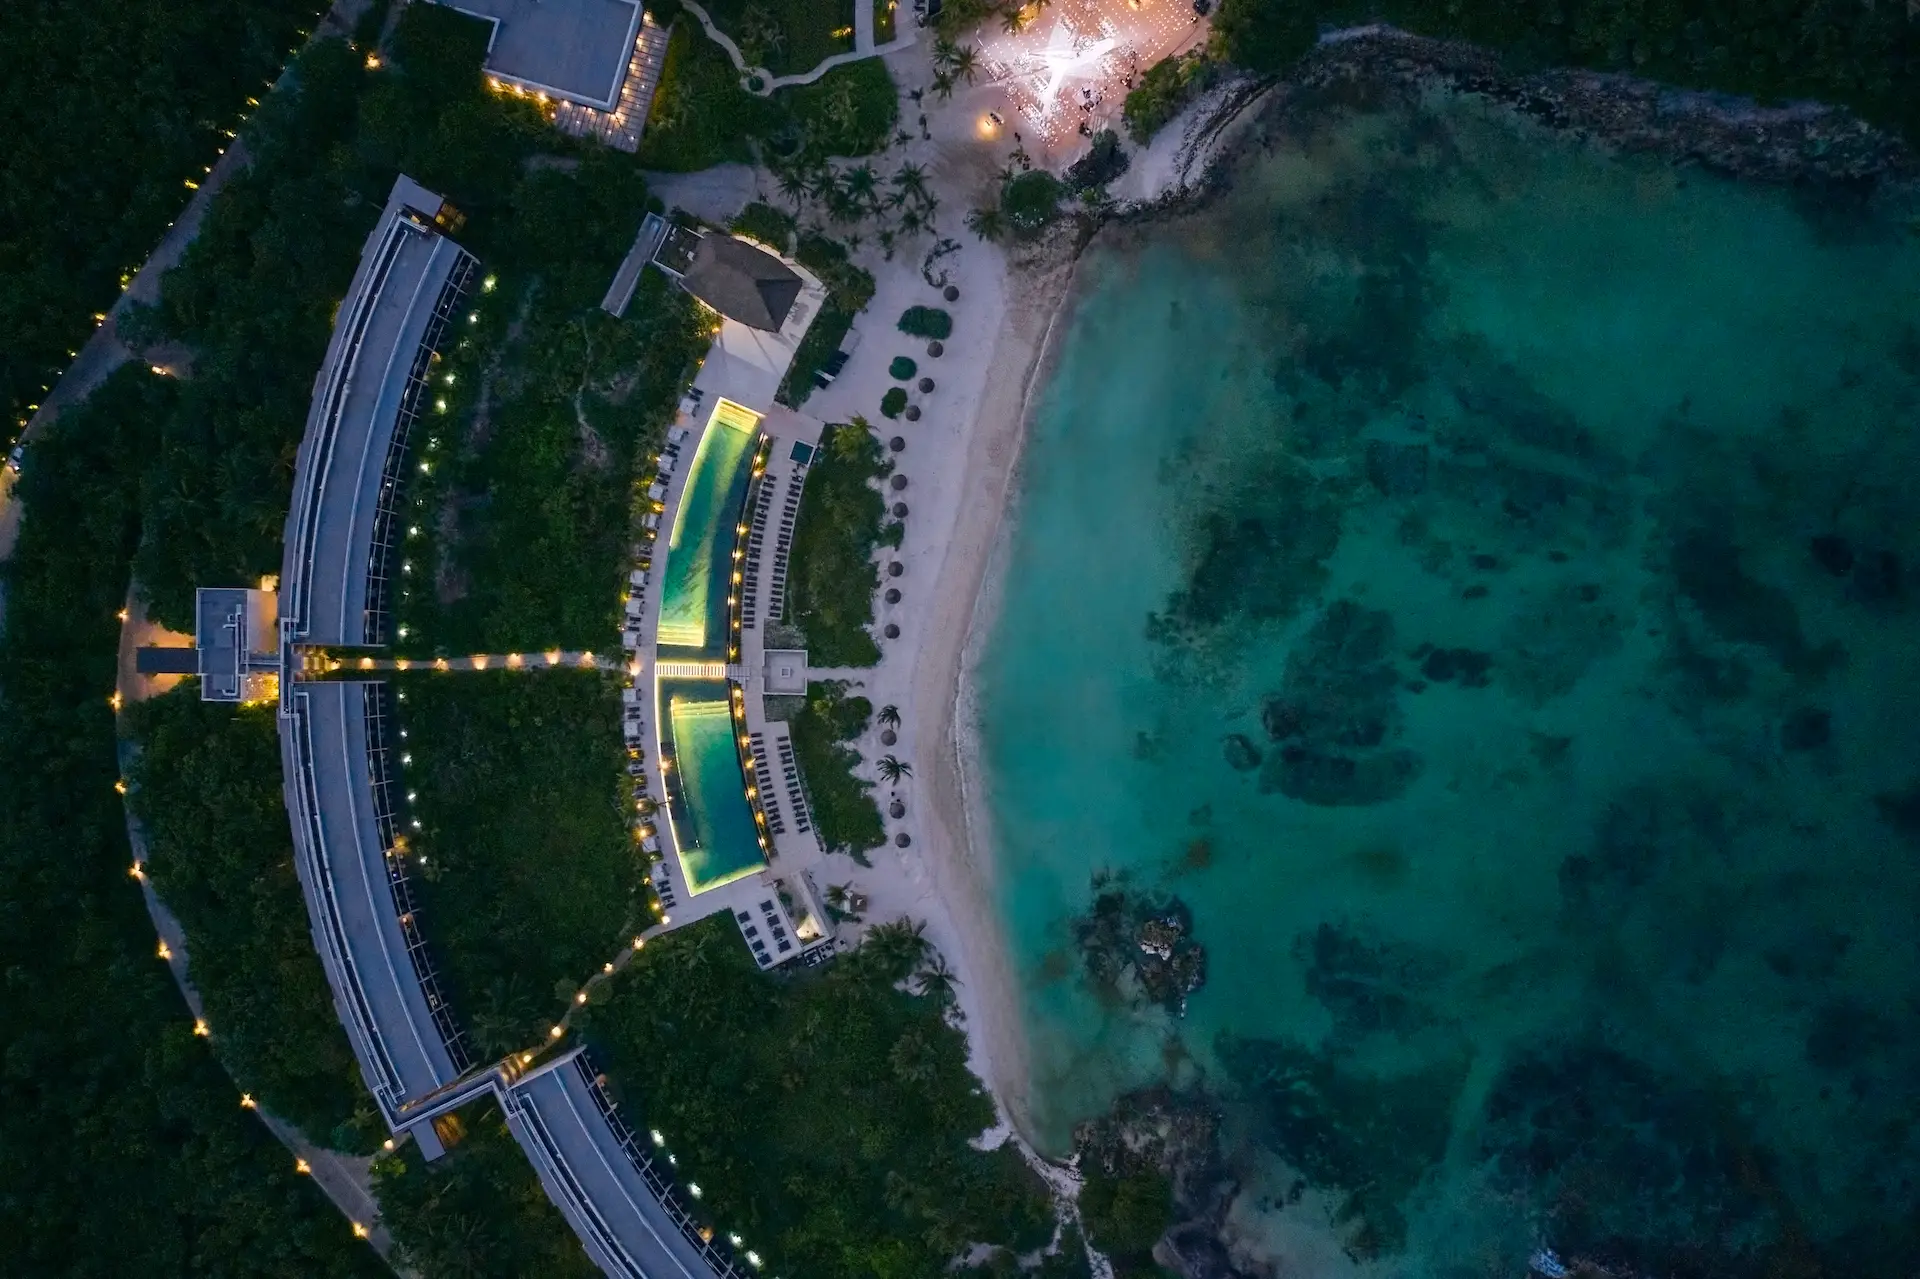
top-left (897, 305), bottom-right (952, 339)
top-left (880, 386), bottom-right (908, 418)
top-left (1002, 170), bottom-right (1064, 237)
top-left (1122, 50), bottom-right (1215, 143)
top-left (730, 200), bottom-right (796, 252)
top-left (888, 355), bottom-right (917, 380)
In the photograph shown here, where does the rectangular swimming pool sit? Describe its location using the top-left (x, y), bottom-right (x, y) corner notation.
top-left (656, 399), bottom-right (759, 654)
top-left (662, 689), bottom-right (765, 894)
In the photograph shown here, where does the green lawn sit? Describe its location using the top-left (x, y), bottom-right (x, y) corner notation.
top-left (699, 0), bottom-right (856, 77)
top-left (785, 421), bottom-right (889, 664)
top-left (126, 688), bottom-right (377, 1152)
top-left (785, 680), bottom-right (886, 858)
top-left (395, 670), bottom-right (644, 1053)
top-left (579, 917), bottom-right (1056, 1278)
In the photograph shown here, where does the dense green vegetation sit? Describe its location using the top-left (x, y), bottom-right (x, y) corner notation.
top-left (774, 59), bottom-right (901, 161)
top-left (731, 199), bottom-right (799, 251)
top-left (0, 366), bottom-right (384, 1274)
top-left (1078, 1168), bottom-right (1175, 1273)
top-left (395, 670), bottom-right (642, 1054)
top-left (786, 421), bottom-right (888, 664)
top-left (374, 1102), bottom-right (597, 1277)
top-left (881, 386), bottom-right (910, 417)
top-left (395, 181), bottom-right (708, 656)
top-left (581, 916), bottom-right (1056, 1277)
top-left (125, 689), bottom-right (375, 1151)
top-left (640, 19), bottom-right (779, 171)
top-left (898, 305), bottom-right (953, 339)
top-left (119, 5), bottom-right (708, 647)
top-left (1122, 49), bottom-right (1218, 143)
top-left (890, 355), bottom-right (919, 380)
top-left (780, 233), bottom-right (877, 407)
top-left (698, 0), bottom-right (856, 76)
top-left (786, 680), bottom-right (887, 857)
top-left (640, 19), bottom-right (897, 173)
top-left (1207, 0), bottom-right (1920, 142)
top-left (1002, 170), bottom-right (1066, 236)
top-left (1, 0), bottom-right (322, 430)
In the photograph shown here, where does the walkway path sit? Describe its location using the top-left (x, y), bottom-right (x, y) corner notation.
top-left (333, 649), bottom-right (634, 674)
top-left (114, 592), bottom-right (396, 1262)
top-left (680, 0), bottom-right (916, 96)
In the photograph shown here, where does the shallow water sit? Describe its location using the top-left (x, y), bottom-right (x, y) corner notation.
top-left (976, 89), bottom-right (1920, 1276)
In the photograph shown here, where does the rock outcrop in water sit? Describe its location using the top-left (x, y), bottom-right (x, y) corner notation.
top-left (1072, 1087), bottom-right (1255, 1279)
top-left (1074, 881), bottom-right (1208, 1016)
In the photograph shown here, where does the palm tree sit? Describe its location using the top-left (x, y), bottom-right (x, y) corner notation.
top-left (966, 206), bottom-right (1006, 242)
top-left (931, 70), bottom-right (956, 102)
top-left (891, 161), bottom-right (930, 205)
top-left (865, 916), bottom-right (931, 977)
top-left (774, 166), bottom-right (810, 210)
top-left (931, 34), bottom-right (960, 73)
top-left (951, 44), bottom-right (980, 85)
top-left (876, 754), bottom-right (913, 783)
top-left (878, 704), bottom-right (902, 730)
top-left (914, 954), bottom-right (960, 1004)
top-left (1000, 5), bottom-right (1030, 35)
top-left (843, 163), bottom-right (880, 204)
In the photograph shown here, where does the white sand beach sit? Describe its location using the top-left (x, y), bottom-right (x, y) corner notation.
top-left (672, 33), bottom-right (1263, 1146)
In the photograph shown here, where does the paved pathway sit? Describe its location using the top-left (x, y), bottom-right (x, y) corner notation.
top-left (335, 650), bottom-right (634, 674)
top-left (116, 676), bottom-right (396, 1262)
top-left (680, 0), bottom-right (916, 96)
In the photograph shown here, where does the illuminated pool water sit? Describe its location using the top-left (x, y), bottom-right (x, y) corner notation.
top-left (662, 687), bottom-right (764, 894)
top-left (656, 400), bottom-right (758, 654)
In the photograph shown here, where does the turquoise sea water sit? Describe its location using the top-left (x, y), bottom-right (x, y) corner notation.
top-left (977, 90), bottom-right (1920, 1275)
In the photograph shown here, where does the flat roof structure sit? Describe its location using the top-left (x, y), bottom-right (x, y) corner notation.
top-left (282, 176), bottom-right (475, 650)
top-left (279, 177), bottom-right (476, 1131)
top-left (284, 682), bottom-right (463, 1115)
top-left (192, 586), bottom-right (278, 702)
top-left (440, 0), bottom-right (642, 109)
top-left (506, 1051), bottom-right (746, 1279)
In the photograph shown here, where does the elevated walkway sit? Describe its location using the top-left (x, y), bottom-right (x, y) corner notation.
top-left (506, 1049), bottom-right (749, 1279)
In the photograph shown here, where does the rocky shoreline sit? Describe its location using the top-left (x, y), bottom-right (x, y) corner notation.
top-left (1136, 26), bottom-right (1919, 228)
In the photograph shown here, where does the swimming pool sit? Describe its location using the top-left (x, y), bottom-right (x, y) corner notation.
top-left (662, 688), bottom-right (765, 894)
top-left (656, 399), bottom-right (759, 654)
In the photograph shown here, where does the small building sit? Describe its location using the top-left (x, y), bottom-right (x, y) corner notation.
top-left (136, 586), bottom-right (280, 702)
top-left (679, 236), bottom-right (806, 334)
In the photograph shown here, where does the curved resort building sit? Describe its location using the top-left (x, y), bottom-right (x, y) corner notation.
top-left (265, 178), bottom-right (813, 1278)
top-left (152, 177), bottom-right (847, 1276)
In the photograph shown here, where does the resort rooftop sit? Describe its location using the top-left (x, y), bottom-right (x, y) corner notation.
top-left (436, 0), bottom-right (642, 109)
